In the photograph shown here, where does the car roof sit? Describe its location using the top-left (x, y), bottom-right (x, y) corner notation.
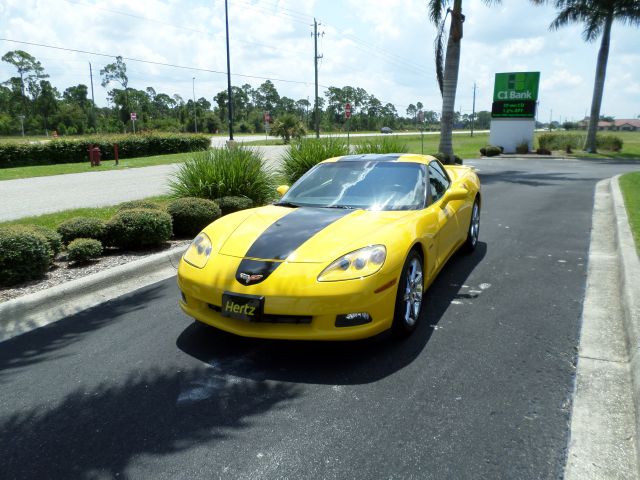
top-left (321, 153), bottom-right (437, 165)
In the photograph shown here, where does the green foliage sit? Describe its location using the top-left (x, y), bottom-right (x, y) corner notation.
top-left (515, 140), bottom-right (529, 154)
top-left (537, 133), bottom-right (584, 152)
top-left (479, 146), bottom-right (501, 157)
top-left (353, 136), bottom-right (409, 154)
top-left (104, 208), bottom-right (173, 249)
top-left (167, 197), bottom-right (221, 237)
top-left (16, 224), bottom-right (62, 258)
top-left (0, 226), bottom-right (52, 286)
top-left (280, 137), bottom-right (349, 184)
top-left (431, 151), bottom-right (463, 164)
top-left (67, 238), bottom-right (103, 263)
top-left (216, 196), bottom-right (254, 216)
top-left (169, 147), bottom-right (275, 205)
top-left (270, 114), bottom-right (306, 144)
top-left (57, 217), bottom-right (106, 244)
top-left (536, 147), bottom-right (552, 155)
top-left (117, 200), bottom-right (163, 211)
top-left (596, 134), bottom-right (623, 152)
top-left (0, 133), bottom-right (211, 168)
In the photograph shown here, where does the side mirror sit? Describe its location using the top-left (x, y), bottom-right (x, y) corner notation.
top-left (276, 185), bottom-right (290, 197)
top-left (442, 187), bottom-right (467, 203)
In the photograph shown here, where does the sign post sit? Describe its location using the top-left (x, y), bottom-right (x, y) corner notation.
top-left (489, 72), bottom-right (540, 153)
top-left (418, 110), bottom-right (425, 154)
top-left (345, 103), bottom-right (352, 149)
top-left (263, 111), bottom-right (271, 141)
top-left (130, 112), bottom-right (137, 134)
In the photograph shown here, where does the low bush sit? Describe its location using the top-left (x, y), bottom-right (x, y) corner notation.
top-left (537, 133), bottom-right (584, 152)
top-left (18, 225), bottom-right (62, 258)
top-left (480, 146), bottom-right (501, 157)
top-left (167, 197), bottom-right (221, 237)
top-left (353, 137), bottom-right (409, 155)
top-left (117, 200), bottom-right (163, 211)
top-left (431, 152), bottom-right (463, 164)
top-left (57, 217), bottom-right (106, 244)
top-left (597, 134), bottom-right (623, 152)
top-left (515, 141), bottom-right (529, 154)
top-left (216, 196), bottom-right (254, 216)
top-left (105, 208), bottom-right (173, 249)
top-left (0, 132), bottom-right (211, 168)
top-left (67, 238), bottom-right (103, 263)
top-left (0, 227), bottom-right (52, 286)
top-left (536, 148), bottom-right (551, 155)
top-left (280, 137), bottom-right (349, 184)
top-left (169, 147), bottom-right (275, 205)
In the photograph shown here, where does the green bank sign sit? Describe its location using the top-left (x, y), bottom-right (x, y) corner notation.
top-left (493, 72), bottom-right (540, 101)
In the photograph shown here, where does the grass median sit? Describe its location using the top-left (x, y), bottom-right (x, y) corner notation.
top-left (619, 172), bottom-right (640, 252)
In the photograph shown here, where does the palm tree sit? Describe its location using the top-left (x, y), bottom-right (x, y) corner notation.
top-left (429, 0), bottom-right (500, 164)
top-left (532, 0), bottom-right (640, 152)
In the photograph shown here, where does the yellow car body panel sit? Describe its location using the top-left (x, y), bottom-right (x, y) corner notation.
top-left (177, 154), bottom-right (481, 340)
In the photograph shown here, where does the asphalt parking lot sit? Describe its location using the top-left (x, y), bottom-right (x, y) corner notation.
top-left (1, 157), bottom-right (639, 479)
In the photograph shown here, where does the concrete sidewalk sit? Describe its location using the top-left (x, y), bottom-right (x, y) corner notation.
top-left (0, 145), bottom-right (286, 221)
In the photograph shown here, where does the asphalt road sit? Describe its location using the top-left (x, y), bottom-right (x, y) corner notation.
top-left (1, 158), bottom-right (639, 479)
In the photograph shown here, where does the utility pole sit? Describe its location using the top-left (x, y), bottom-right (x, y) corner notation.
top-left (192, 77), bottom-right (198, 133)
top-left (549, 109), bottom-right (553, 131)
top-left (89, 62), bottom-right (96, 130)
top-left (313, 18), bottom-right (323, 139)
top-left (224, 0), bottom-right (234, 141)
top-left (471, 82), bottom-right (477, 137)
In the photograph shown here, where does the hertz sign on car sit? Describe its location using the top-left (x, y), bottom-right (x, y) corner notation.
top-left (177, 153), bottom-right (481, 341)
top-left (491, 72), bottom-right (540, 118)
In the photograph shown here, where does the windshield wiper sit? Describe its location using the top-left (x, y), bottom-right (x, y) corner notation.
top-left (324, 205), bottom-right (357, 209)
top-left (273, 201), bottom-right (300, 208)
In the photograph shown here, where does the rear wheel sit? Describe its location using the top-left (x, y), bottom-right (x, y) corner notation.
top-left (462, 198), bottom-right (480, 253)
top-left (392, 250), bottom-right (424, 338)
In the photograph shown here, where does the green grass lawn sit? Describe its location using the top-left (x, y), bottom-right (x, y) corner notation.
top-left (0, 152), bottom-right (194, 181)
top-left (0, 195), bottom-right (173, 230)
top-left (619, 172), bottom-right (640, 252)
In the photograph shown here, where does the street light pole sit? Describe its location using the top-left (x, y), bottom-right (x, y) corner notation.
top-left (224, 0), bottom-right (234, 141)
top-left (192, 77), bottom-right (198, 133)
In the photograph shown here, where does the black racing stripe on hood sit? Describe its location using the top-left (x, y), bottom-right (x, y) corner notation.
top-left (234, 207), bottom-right (352, 286)
top-left (245, 207), bottom-right (353, 261)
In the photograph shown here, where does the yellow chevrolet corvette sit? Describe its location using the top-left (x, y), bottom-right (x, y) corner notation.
top-left (178, 153), bottom-right (481, 340)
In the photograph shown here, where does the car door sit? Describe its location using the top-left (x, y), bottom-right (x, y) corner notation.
top-left (428, 161), bottom-right (461, 267)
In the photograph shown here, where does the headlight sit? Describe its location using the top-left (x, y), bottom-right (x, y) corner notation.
top-left (183, 232), bottom-right (212, 269)
top-left (318, 245), bottom-right (386, 282)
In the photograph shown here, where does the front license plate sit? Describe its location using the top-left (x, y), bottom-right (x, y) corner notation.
top-left (221, 292), bottom-right (264, 322)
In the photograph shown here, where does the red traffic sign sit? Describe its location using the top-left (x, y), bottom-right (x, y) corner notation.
top-left (130, 112), bottom-right (137, 121)
top-left (345, 103), bottom-right (352, 119)
top-left (263, 111), bottom-right (271, 122)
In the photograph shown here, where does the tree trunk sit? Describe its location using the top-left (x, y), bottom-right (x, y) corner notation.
top-left (438, 0), bottom-right (463, 164)
top-left (584, 13), bottom-right (613, 153)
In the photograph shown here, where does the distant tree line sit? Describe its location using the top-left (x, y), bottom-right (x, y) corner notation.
top-left (0, 50), bottom-right (491, 136)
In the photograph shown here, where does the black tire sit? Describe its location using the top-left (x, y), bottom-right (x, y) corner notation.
top-left (462, 198), bottom-right (480, 254)
top-left (392, 249), bottom-right (424, 338)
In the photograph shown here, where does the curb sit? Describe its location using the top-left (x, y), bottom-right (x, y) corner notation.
top-left (0, 244), bottom-right (187, 343)
top-left (611, 174), bottom-right (640, 465)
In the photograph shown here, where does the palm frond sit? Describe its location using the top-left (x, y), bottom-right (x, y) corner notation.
top-left (434, 11), bottom-right (449, 97)
top-left (427, 0), bottom-right (446, 25)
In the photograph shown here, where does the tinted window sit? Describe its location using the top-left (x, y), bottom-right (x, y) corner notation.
top-left (429, 162), bottom-right (450, 202)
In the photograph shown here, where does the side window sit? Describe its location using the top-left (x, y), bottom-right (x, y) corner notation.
top-left (429, 162), bottom-right (450, 202)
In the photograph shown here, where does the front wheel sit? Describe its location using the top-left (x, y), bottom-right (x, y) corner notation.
top-left (462, 198), bottom-right (480, 253)
top-left (392, 250), bottom-right (424, 338)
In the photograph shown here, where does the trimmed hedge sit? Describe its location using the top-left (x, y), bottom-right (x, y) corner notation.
top-left (432, 151), bottom-right (463, 164)
top-left (167, 197), bottom-right (221, 237)
top-left (17, 225), bottom-right (62, 258)
top-left (105, 208), bottom-right (173, 249)
top-left (216, 196), bottom-right (253, 216)
top-left (67, 238), bottom-right (103, 263)
top-left (117, 200), bottom-right (163, 211)
top-left (0, 133), bottom-right (211, 168)
top-left (479, 146), bottom-right (501, 157)
top-left (597, 134), bottom-right (623, 152)
top-left (537, 133), bottom-right (584, 152)
top-left (0, 227), bottom-right (52, 286)
top-left (57, 217), bottom-right (106, 244)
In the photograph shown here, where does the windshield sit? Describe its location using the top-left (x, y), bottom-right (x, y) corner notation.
top-left (280, 161), bottom-right (427, 210)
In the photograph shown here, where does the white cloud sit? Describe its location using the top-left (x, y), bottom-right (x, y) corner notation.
top-left (500, 37), bottom-right (545, 59)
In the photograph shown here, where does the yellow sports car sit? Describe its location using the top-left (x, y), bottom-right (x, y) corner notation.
top-left (178, 153), bottom-right (481, 340)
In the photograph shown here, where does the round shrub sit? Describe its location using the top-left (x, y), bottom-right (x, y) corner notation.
top-left (431, 152), bottom-right (463, 164)
top-left (16, 225), bottom-right (62, 258)
top-left (0, 227), bottom-right (52, 286)
top-left (483, 146), bottom-right (502, 157)
top-left (117, 200), bottom-right (163, 211)
top-left (67, 238), bottom-right (103, 263)
top-left (105, 208), bottom-right (173, 249)
top-left (57, 217), bottom-right (106, 244)
top-left (216, 196), bottom-right (253, 216)
top-left (167, 197), bottom-right (221, 237)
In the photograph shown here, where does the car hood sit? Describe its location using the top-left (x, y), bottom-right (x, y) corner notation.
top-left (216, 205), bottom-right (412, 263)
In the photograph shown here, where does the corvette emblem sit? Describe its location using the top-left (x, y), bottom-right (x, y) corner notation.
top-left (239, 273), bottom-right (264, 285)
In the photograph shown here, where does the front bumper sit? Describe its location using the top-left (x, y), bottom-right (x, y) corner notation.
top-left (177, 253), bottom-right (400, 340)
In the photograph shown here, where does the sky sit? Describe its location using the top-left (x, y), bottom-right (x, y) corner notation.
top-left (1, 0), bottom-right (639, 122)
